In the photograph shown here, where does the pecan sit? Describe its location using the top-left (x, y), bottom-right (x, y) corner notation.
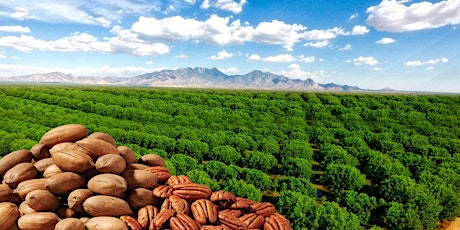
top-left (201, 225), bottom-right (226, 230)
top-left (239, 213), bottom-right (265, 229)
top-left (170, 213), bottom-right (201, 230)
top-left (153, 209), bottom-right (175, 230)
top-left (138, 205), bottom-right (159, 230)
top-left (249, 202), bottom-right (275, 217)
top-left (264, 213), bottom-right (292, 230)
top-left (145, 166), bottom-right (170, 184)
top-left (220, 209), bottom-right (242, 218)
top-left (210, 190), bottom-right (236, 210)
top-left (218, 211), bottom-right (248, 230)
top-left (121, 215), bottom-right (143, 230)
top-left (229, 197), bottom-right (255, 210)
top-left (172, 183), bottom-right (212, 201)
top-left (153, 185), bottom-right (173, 199)
top-left (161, 195), bottom-right (190, 215)
top-left (167, 175), bottom-right (192, 186)
top-left (191, 199), bottom-right (218, 224)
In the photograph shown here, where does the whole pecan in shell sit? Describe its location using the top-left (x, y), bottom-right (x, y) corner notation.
top-left (191, 199), bottom-right (218, 224)
top-left (239, 213), bottom-right (265, 229)
top-left (264, 213), bottom-right (292, 230)
top-left (145, 166), bottom-right (170, 184)
top-left (153, 185), bottom-right (173, 199)
top-left (161, 195), bottom-right (190, 215)
top-left (121, 215), bottom-right (143, 230)
top-left (218, 211), bottom-right (248, 230)
top-left (170, 213), bottom-right (201, 230)
top-left (172, 183), bottom-right (212, 201)
top-left (167, 175), bottom-right (192, 186)
top-left (249, 202), bottom-right (275, 217)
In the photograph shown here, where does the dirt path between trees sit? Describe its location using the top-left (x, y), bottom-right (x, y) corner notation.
top-left (440, 217), bottom-right (460, 230)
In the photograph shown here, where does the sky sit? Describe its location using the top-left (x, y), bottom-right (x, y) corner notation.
top-left (0, 0), bottom-right (459, 92)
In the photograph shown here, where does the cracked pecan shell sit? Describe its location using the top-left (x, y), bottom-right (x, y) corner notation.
top-left (191, 199), bottom-right (218, 224)
top-left (170, 213), bottom-right (201, 230)
top-left (218, 211), bottom-right (248, 230)
top-left (249, 202), bottom-right (275, 217)
top-left (264, 213), bottom-right (292, 230)
top-left (153, 185), bottom-right (173, 199)
top-left (167, 175), bottom-right (192, 186)
top-left (121, 215), bottom-right (143, 230)
top-left (172, 183), bottom-right (212, 201)
top-left (153, 208), bottom-right (175, 230)
top-left (161, 195), bottom-right (190, 215)
top-left (145, 166), bottom-right (170, 184)
top-left (239, 213), bottom-right (265, 229)
top-left (138, 205), bottom-right (159, 230)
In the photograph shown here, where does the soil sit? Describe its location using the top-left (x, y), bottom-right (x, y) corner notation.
top-left (439, 217), bottom-right (460, 230)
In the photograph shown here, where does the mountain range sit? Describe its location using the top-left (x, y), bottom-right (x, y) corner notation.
top-left (0, 67), bottom-right (366, 91)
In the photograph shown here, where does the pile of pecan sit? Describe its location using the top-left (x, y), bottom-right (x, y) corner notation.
top-left (122, 175), bottom-right (292, 230)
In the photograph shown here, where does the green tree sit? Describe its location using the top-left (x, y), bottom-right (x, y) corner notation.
top-left (168, 154), bottom-right (198, 175)
top-left (282, 157), bottom-right (313, 179)
top-left (321, 164), bottom-right (366, 192)
top-left (276, 177), bottom-right (316, 198)
top-left (187, 169), bottom-right (220, 191)
top-left (316, 201), bottom-right (363, 230)
top-left (242, 150), bottom-right (277, 173)
top-left (282, 139), bottom-right (313, 160)
top-left (222, 179), bottom-right (262, 202)
top-left (336, 190), bottom-right (377, 224)
top-left (203, 160), bottom-right (239, 181)
top-left (277, 190), bottom-right (318, 229)
top-left (208, 146), bottom-right (242, 165)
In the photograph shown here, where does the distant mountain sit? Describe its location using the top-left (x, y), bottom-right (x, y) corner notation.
top-left (0, 67), bottom-right (362, 91)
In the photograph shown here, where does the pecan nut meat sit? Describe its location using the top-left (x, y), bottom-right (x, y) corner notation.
top-left (249, 202), bottom-right (275, 217)
top-left (220, 209), bottom-right (242, 218)
top-left (264, 213), bottom-right (292, 230)
top-left (210, 190), bottom-right (236, 210)
top-left (239, 213), bottom-right (265, 229)
top-left (121, 215), bottom-right (143, 230)
top-left (218, 211), bottom-right (249, 230)
top-left (172, 183), bottom-right (212, 201)
top-left (229, 197), bottom-right (255, 210)
top-left (161, 194), bottom-right (190, 215)
top-left (145, 166), bottom-right (170, 184)
top-left (153, 208), bottom-right (175, 230)
top-left (170, 213), bottom-right (201, 230)
top-left (191, 199), bottom-right (218, 224)
top-left (138, 205), bottom-right (159, 230)
top-left (153, 185), bottom-right (173, 199)
top-left (167, 175), bottom-right (192, 186)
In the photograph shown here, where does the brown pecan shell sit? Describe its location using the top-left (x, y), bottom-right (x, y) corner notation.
top-left (191, 199), bottom-right (218, 224)
top-left (153, 185), bottom-right (173, 199)
top-left (264, 213), bottom-right (292, 230)
top-left (172, 183), bottom-right (212, 201)
top-left (121, 215), bottom-right (143, 230)
top-left (170, 213), bottom-right (201, 230)
top-left (145, 166), bottom-right (170, 184)
top-left (167, 175), bottom-right (192, 186)
top-left (239, 213), bottom-right (265, 229)
top-left (249, 202), bottom-right (275, 217)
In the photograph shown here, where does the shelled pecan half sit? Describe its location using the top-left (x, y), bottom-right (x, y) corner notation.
top-left (263, 213), bottom-right (292, 230)
top-left (172, 183), bottom-right (212, 201)
top-left (170, 213), bottom-right (201, 230)
top-left (167, 175), bottom-right (192, 186)
top-left (153, 208), bottom-right (175, 230)
top-left (239, 213), bottom-right (265, 229)
top-left (191, 199), bottom-right (218, 224)
top-left (121, 215), bottom-right (143, 230)
top-left (218, 211), bottom-right (249, 230)
top-left (161, 194), bottom-right (190, 215)
top-left (249, 202), bottom-right (275, 217)
top-left (145, 166), bottom-right (170, 184)
top-left (153, 185), bottom-right (173, 199)
top-left (138, 205), bottom-right (159, 230)
top-left (210, 190), bottom-right (236, 210)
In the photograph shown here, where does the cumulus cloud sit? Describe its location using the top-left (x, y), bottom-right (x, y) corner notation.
top-left (0, 26), bottom-right (31, 33)
top-left (247, 54), bottom-right (261, 61)
top-left (262, 54), bottom-right (297, 63)
top-left (279, 64), bottom-right (323, 80)
top-left (174, 54), bottom-right (188, 59)
top-left (339, 44), bottom-right (352, 51)
top-left (349, 13), bottom-right (359, 20)
top-left (0, 31), bottom-right (170, 56)
top-left (219, 67), bottom-right (240, 74)
top-left (209, 50), bottom-right (234, 60)
top-left (366, 0), bottom-right (460, 32)
top-left (248, 54), bottom-right (316, 63)
top-left (298, 55), bottom-right (315, 63)
top-left (304, 40), bottom-right (329, 48)
top-left (347, 56), bottom-right (380, 66)
top-left (201, 0), bottom-right (247, 14)
top-left (376, 37), bottom-right (396, 44)
top-left (404, 57), bottom-right (448, 66)
top-left (351, 25), bottom-right (370, 35)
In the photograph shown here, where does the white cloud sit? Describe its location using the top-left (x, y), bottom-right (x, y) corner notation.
top-left (145, 61), bottom-right (153, 65)
top-left (201, 0), bottom-right (247, 14)
top-left (279, 64), bottom-right (322, 80)
top-left (263, 54), bottom-right (297, 63)
top-left (404, 57), bottom-right (448, 66)
top-left (184, 0), bottom-right (197, 4)
top-left (174, 54), bottom-right (188, 59)
top-left (351, 25), bottom-right (369, 35)
top-left (219, 67), bottom-right (240, 74)
top-left (0, 25), bottom-right (31, 33)
top-left (376, 37), bottom-right (396, 44)
top-left (209, 50), bottom-right (234, 60)
top-left (11, 7), bottom-right (29, 20)
top-left (347, 56), bottom-right (379, 66)
top-left (302, 27), bottom-right (344, 40)
top-left (247, 54), bottom-right (261, 61)
top-left (349, 13), bottom-right (359, 20)
top-left (251, 20), bottom-right (306, 51)
top-left (366, 0), bottom-right (460, 32)
top-left (298, 55), bottom-right (315, 63)
top-left (339, 44), bottom-right (352, 51)
top-left (304, 40), bottom-right (329, 48)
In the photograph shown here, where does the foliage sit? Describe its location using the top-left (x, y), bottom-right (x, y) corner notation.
top-left (321, 164), bottom-right (366, 192)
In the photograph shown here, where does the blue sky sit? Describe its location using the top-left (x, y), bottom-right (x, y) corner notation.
top-left (0, 0), bottom-right (459, 92)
